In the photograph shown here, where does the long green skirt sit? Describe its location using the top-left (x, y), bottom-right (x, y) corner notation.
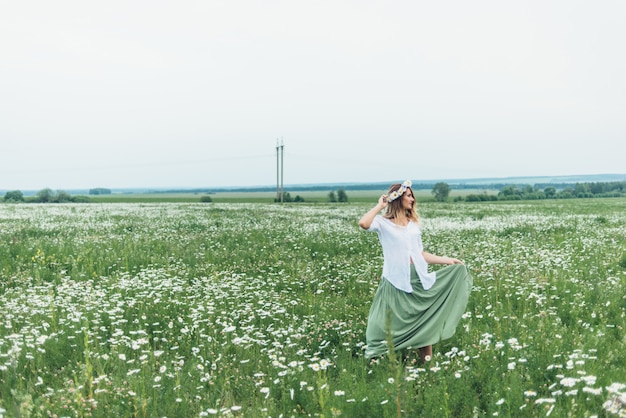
top-left (364, 264), bottom-right (472, 359)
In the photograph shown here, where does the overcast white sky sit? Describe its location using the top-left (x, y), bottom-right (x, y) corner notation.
top-left (1, 0), bottom-right (625, 190)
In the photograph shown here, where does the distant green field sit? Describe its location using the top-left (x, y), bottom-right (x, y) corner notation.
top-left (88, 188), bottom-right (498, 203)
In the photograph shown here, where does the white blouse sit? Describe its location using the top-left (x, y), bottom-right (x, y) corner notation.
top-left (366, 215), bottom-right (436, 292)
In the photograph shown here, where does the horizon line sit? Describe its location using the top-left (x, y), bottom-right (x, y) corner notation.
top-left (2, 173), bottom-right (625, 193)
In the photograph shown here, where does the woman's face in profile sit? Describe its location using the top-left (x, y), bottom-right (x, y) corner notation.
top-left (401, 189), bottom-right (414, 208)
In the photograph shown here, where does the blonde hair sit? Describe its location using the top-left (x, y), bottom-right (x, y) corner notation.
top-left (384, 183), bottom-right (419, 223)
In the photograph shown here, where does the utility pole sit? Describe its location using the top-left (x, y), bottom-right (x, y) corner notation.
top-left (276, 139), bottom-right (280, 201)
top-left (276, 139), bottom-right (284, 203)
top-left (280, 138), bottom-right (284, 203)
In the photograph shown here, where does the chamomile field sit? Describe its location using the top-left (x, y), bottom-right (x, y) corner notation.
top-left (1, 199), bottom-right (625, 417)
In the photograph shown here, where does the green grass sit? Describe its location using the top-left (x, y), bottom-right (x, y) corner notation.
top-left (1, 199), bottom-right (625, 417)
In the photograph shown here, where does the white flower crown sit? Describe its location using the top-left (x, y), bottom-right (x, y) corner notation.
top-left (387, 180), bottom-right (412, 202)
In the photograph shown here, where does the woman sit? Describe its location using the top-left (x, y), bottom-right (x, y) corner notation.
top-left (358, 180), bottom-right (472, 363)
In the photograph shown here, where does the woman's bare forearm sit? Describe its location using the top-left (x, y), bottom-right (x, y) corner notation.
top-left (358, 195), bottom-right (387, 229)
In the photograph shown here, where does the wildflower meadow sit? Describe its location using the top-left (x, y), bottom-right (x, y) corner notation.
top-left (0, 198), bottom-right (625, 417)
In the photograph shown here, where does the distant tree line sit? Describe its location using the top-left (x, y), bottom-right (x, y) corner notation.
top-left (455, 181), bottom-right (626, 202)
top-left (167, 182), bottom-right (489, 194)
top-left (3, 181), bottom-right (624, 204)
top-left (89, 188), bottom-right (111, 195)
top-left (151, 176), bottom-right (626, 195)
top-left (3, 188), bottom-right (90, 203)
top-left (274, 192), bottom-right (305, 203)
top-left (270, 189), bottom-right (350, 203)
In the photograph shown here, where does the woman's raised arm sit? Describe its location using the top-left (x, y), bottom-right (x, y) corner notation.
top-left (358, 195), bottom-right (387, 229)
